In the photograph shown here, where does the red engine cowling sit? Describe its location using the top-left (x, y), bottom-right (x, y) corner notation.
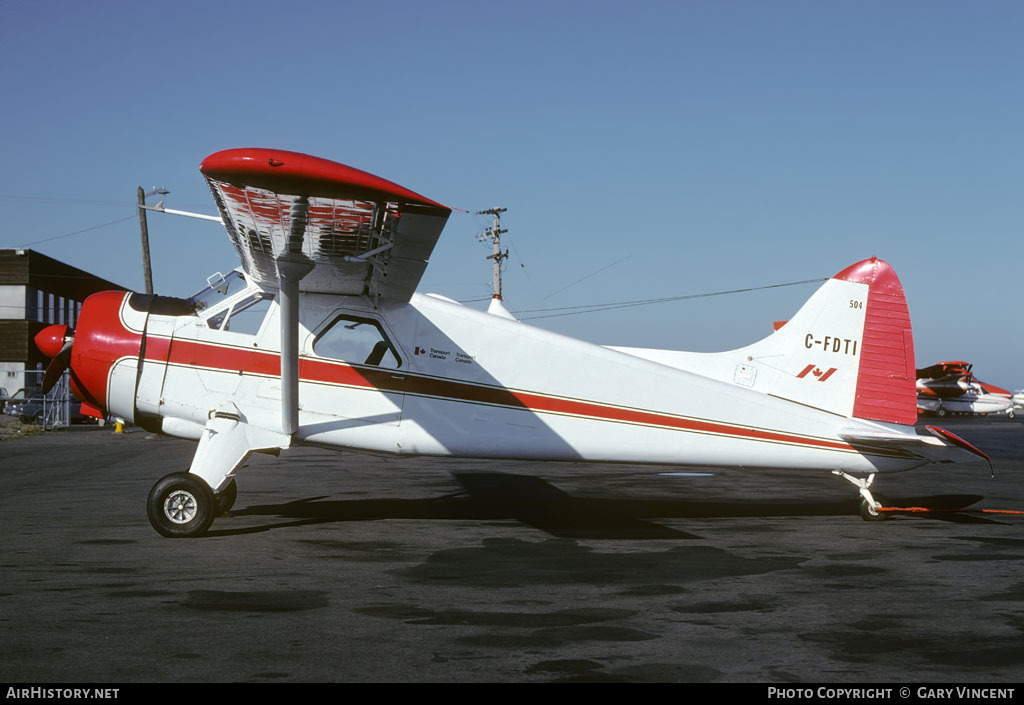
top-left (67, 291), bottom-right (145, 418)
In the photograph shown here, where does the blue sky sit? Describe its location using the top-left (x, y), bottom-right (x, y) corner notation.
top-left (2, 1), bottom-right (1022, 386)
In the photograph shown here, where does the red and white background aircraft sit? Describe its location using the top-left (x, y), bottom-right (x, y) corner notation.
top-left (916, 361), bottom-right (1014, 418)
top-left (33, 148), bottom-right (989, 537)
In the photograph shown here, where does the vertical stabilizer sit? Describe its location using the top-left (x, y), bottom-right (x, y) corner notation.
top-left (609, 257), bottom-right (919, 425)
top-left (833, 258), bottom-right (917, 425)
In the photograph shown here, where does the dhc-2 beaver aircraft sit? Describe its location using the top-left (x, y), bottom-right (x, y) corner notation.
top-left (33, 148), bottom-right (989, 537)
top-left (916, 361), bottom-right (1014, 418)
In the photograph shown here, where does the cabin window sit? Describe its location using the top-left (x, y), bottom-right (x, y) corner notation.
top-left (207, 292), bottom-right (274, 334)
top-left (313, 316), bottom-right (401, 369)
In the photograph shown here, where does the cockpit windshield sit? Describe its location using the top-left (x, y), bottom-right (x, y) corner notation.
top-left (189, 270), bottom-right (248, 313)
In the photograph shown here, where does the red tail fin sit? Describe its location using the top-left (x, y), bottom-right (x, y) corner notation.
top-left (834, 258), bottom-right (917, 425)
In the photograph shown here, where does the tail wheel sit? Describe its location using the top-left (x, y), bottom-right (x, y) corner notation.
top-left (147, 472), bottom-right (216, 538)
top-left (859, 493), bottom-right (890, 522)
top-left (859, 500), bottom-right (888, 521)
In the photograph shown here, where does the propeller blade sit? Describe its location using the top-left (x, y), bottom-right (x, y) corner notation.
top-left (40, 341), bottom-right (73, 394)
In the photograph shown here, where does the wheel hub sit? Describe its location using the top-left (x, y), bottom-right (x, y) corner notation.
top-left (164, 490), bottom-right (198, 524)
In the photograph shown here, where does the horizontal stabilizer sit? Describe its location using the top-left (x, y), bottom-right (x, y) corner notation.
top-left (839, 428), bottom-right (944, 445)
top-left (839, 424), bottom-right (990, 465)
top-left (924, 425), bottom-right (990, 462)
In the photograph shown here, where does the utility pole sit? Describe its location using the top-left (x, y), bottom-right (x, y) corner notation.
top-left (477, 207), bottom-right (508, 300)
top-left (136, 186), bottom-right (170, 295)
top-left (137, 186), bottom-right (154, 294)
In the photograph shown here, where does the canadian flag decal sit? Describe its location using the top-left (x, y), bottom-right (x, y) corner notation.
top-left (797, 364), bottom-right (837, 382)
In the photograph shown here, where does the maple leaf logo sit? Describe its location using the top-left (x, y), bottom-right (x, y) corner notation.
top-left (797, 364), bottom-right (838, 382)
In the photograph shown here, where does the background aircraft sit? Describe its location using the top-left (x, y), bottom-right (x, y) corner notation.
top-left (916, 361), bottom-right (1014, 418)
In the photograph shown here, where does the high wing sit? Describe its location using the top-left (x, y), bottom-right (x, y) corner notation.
top-left (200, 148), bottom-right (451, 305)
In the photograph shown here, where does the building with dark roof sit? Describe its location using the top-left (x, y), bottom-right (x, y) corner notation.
top-left (0, 249), bottom-right (125, 395)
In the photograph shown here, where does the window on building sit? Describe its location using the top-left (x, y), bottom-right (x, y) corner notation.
top-left (24, 287), bottom-right (37, 321)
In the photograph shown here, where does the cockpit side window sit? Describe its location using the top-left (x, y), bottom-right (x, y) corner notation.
top-left (190, 270), bottom-right (247, 313)
top-left (207, 292), bottom-right (275, 334)
top-left (313, 316), bottom-right (401, 369)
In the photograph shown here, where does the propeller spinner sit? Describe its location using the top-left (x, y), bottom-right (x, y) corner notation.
top-left (35, 324), bottom-right (74, 394)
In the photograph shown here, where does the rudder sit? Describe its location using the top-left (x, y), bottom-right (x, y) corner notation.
top-left (834, 258), bottom-right (917, 425)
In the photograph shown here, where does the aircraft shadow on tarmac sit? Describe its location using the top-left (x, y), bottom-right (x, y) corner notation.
top-left (205, 471), bottom-right (997, 538)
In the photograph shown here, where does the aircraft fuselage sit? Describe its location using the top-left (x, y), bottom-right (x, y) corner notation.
top-left (79, 282), bottom-right (924, 476)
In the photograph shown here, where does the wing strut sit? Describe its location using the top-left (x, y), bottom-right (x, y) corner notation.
top-left (275, 196), bottom-right (315, 436)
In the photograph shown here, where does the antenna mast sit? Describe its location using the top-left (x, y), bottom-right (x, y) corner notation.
top-left (476, 207), bottom-right (508, 300)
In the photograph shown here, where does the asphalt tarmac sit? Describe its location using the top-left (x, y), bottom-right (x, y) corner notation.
top-left (1, 416), bottom-right (1023, 683)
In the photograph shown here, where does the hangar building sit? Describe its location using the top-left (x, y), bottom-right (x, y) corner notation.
top-left (0, 249), bottom-right (125, 395)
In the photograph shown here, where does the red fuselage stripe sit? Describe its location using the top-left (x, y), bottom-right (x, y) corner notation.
top-left (150, 337), bottom-right (859, 454)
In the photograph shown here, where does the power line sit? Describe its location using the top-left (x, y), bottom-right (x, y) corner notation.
top-left (0, 194), bottom-right (133, 207)
top-left (529, 255), bottom-right (632, 307)
top-left (11, 215), bottom-right (138, 247)
top-left (516, 278), bottom-right (828, 320)
top-left (0, 194), bottom-right (217, 213)
top-left (0, 272), bottom-right (123, 281)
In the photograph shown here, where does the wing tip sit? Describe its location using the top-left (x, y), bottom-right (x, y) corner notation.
top-left (200, 148), bottom-right (449, 211)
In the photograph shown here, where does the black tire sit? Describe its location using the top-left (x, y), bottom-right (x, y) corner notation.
top-left (859, 493), bottom-right (890, 522)
top-left (937, 408), bottom-right (947, 417)
top-left (215, 479), bottom-right (237, 516)
top-left (147, 473), bottom-right (216, 538)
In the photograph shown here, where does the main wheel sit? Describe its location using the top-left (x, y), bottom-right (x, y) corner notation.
top-left (215, 479), bottom-right (237, 516)
top-left (147, 473), bottom-right (216, 538)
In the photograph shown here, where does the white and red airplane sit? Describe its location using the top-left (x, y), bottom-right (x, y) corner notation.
top-left (33, 148), bottom-right (989, 537)
top-left (916, 361), bottom-right (1014, 418)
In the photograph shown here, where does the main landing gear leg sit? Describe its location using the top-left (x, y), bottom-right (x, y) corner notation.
top-left (832, 470), bottom-right (888, 522)
top-left (146, 405), bottom-right (289, 538)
